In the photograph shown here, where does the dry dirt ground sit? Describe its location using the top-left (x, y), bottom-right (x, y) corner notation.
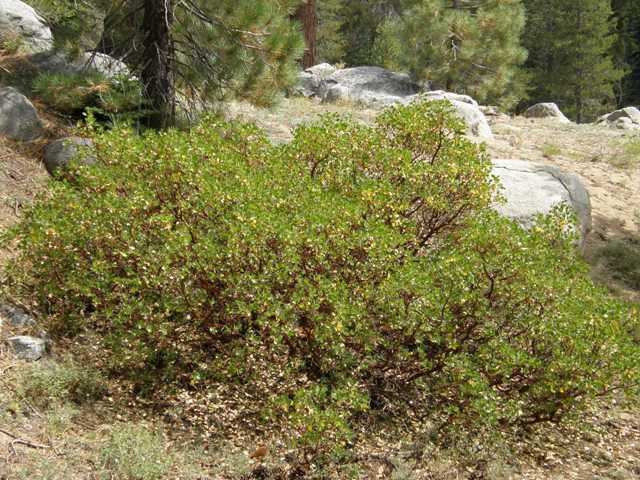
top-left (0, 98), bottom-right (639, 479)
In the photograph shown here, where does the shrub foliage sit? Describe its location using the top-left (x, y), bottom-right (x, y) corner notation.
top-left (32, 72), bottom-right (146, 124)
top-left (2, 101), bottom-right (639, 455)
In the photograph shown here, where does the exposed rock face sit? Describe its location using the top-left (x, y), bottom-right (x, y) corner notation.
top-left (44, 137), bottom-right (97, 176)
top-left (294, 71), bottom-right (321, 98)
top-left (597, 107), bottom-right (640, 130)
top-left (448, 99), bottom-right (493, 139)
top-left (492, 159), bottom-right (592, 244)
top-left (0, 0), bottom-right (53, 53)
top-left (0, 87), bottom-right (44, 141)
top-left (6, 336), bottom-right (47, 361)
top-left (0, 304), bottom-right (35, 328)
top-left (423, 90), bottom-right (479, 107)
top-left (306, 63), bottom-right (336, 78)
top-left (296, 64), bottom-right (493, 139)
top-left (32, 51), bottom-right (130, 79)
top-left (523, 103), bottom-right (571, 123)
top-left (419, 93), bottom-right (493, 139)
top-left (320, 66), bottom-right (419, 107)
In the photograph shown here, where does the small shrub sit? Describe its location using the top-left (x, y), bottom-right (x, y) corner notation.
top-left (18, 358), bottom-right (107, 408)
top-left (542, 142), bottom-right (562, 158)
top-left (2, 100), bottom-right (639, 463)
top-left (97, 423), bottom-right (173, 480)
top-left (32, 72), bottom-right (145, 124)
top-left (0, 33), bottom-right (25, 54)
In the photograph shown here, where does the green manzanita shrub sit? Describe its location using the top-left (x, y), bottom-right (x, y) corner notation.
top-left (1, 101), bottom-right (639, 460)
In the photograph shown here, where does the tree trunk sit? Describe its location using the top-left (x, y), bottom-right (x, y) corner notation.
top-left (294, 0), bottom-right (317, 69)
top-left (141, 0), bottom-right (175, 129)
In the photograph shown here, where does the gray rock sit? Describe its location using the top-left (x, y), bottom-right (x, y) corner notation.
top-left (32, 50), bottom-right (129, 79)
top-left (480, 105), bottom-right (510, 121)
top-left (0, 304), bottom-right (35, 327)
top-left (0, 87), bottom-right (44, 141)
top-left (6, 336), bottom-right (47, 361)
top-left (597, 107), bottom-right (640, 128)
top-left (0, 0), bottom-right (52, 53)
top-left (445, 99), bottom-right (493, 139)
top-left (294, 65), bottom-right (492, 139)
top-left (407, 93), bottom-right (493, 139)
top-left (322, 83), bottom-right (350, 103)
top-left (305, 63), bottom-right (336, 78)
top-left (614, 117), bottom-right (640, 130)
top-left (44, 137), bottom-right (97, 175)
top-left (294, 71), bottom-right (321, 98)
top-left (423, 90), bottom-right (479, 107)
top-left (320, 66), bottom-right (419, 107)
top-left (523, 102), bottom-right (571, 123)
top-left (492, 159), bottom-right (592, 244)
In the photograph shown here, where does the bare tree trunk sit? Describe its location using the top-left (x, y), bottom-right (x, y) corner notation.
top-left (294, 0), bottom-right (317, 69)
top-left (141, 0), bottom-right (175, 129)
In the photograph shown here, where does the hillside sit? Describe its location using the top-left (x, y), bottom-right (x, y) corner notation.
top-left (0, 94), bottom-right (638, 479)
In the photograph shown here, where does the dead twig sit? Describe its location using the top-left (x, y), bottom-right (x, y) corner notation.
top-left (0, 428), bottom-right (50, 449)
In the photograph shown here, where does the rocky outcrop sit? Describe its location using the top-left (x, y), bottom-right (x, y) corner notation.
top-left (0, 0), bottom-right (53, 53)
top-left (0, 304), bottom-right (35, 328)
top-left (523, 103), bottom-right (571, 123)
top-left (295, 65), bottom-right (419, 107)
top-left (597, 107), bottom-right (640, 130)
top-left (32, 50), bottom-right (130, 79)
top-left (296, 65), bottom-right (493, 139)
top-left (320, 66), bottom-right (420, 107)
top-left (294, 63), bottom-right (337, 97)
top-left (446, 99), bottom-right (493, 139)
top-left (44, 137), bottom-right (97, 176)
top-left (306, 63), bottom-right (336, 78)
top-left (492, 159), bottom-right (591, 244)
top-left (418, 92), bottom-right (493, 139)
top-left (295, 71), bottom-right (321, 98)
top-left (0, 87), bottom-right (43, 141)
top-left (422, 90), bottom-right (479, 107)
top-left (6, 335), bottom-right (47, 361)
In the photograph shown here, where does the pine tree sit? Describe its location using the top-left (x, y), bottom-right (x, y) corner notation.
top-left (293, 0), bottom-right (317, 68)
top-left (612, 0), bottom-right (640, 106)
top-left (392, 0), bottom-right (527, 109)
top-left (95, 0), bottom-right (304, 128)
top-left (523, 0), bottom-right (623, 122)
top-left (316, 0), bottom-right (347, 63)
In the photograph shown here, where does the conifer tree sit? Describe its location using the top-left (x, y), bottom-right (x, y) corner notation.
top-left (95, 0), bottom-right (304, 128)
top-left (523, 0), bottom-right (623, 122)
top-left (293, 0), bottom-right (317, 68)
top-left (392, 0), bottom-right (527, 108)
top-left (612, 0), bottom-right (640, 106)
top-left (316, 0), bottom-right (347, 63)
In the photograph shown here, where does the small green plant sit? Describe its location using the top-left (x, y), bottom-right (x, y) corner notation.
top-left (32, 72), bottom-right (146, 125)
top-left (97, 423), bottom-right (174, 480)
top-left (613, 136), bottom-right (640, 168)
top-left (542, 142), bottom-right (562, 158)
top-left (390, 457), bottom-right (417, 480)
top-left (0, 33), bottom-right (24, 54)
top-left (17, 358), bottom-right (107, 408)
